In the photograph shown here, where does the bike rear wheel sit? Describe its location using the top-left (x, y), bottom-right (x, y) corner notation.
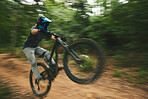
top-left (30, 63), bottom-right (51, 97)
top-left (63, 38), bottom-right (105, 84)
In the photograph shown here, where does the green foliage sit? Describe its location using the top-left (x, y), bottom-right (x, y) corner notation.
top-left (44, 0), bottom-right (76, 36)
top-left (0, 0), bottom-right (147, 52)
top-left (113, 67), bottom-right (148, 84)
top-left (136, 68), bottom-right (148, 84)
top-left (0, 82), bottom-right (12, 99)
top-left (112, 55), bottom-right (126, 59)
top-left (0, 0), bottom-right (148, 83)
top-left (113, 70), bottom-right (125, 77)
top-left (78, 57), bottom-right (93, 72)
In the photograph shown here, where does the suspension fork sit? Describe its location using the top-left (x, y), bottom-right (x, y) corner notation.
top-left (57, 38), bottom-right (83, 64)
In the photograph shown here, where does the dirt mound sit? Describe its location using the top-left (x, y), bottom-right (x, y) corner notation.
top-left (0, 53), bottom-right (147, 99)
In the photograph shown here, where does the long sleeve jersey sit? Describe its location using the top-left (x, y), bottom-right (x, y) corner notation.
top-left (23, 26), bottom-right (52, 49)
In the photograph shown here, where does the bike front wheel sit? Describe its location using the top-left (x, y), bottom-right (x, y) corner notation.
top-left (30, 63), bottom-right (51, 97)
top-left (63, 38), bottom-right (105, 84)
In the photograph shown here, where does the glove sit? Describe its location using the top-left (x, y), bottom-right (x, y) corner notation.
top-left (52, 34), bottom-right (67, 41)
top-left (61, 37), bottom-right (67, 42)
top-left (54, 34), bottom-right (67, 42)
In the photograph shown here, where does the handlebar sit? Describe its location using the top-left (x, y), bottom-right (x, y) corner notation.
top-left (53, 33), bottom-right (67, 42)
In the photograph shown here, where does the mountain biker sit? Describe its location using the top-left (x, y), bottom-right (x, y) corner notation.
top-left (23, 16), bottom-right (58, 86)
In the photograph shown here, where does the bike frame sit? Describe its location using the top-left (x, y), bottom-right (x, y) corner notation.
top-left (46, 38), bottom-right (82, 68)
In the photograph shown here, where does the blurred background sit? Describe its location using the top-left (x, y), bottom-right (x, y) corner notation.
top-left (0, 0), bottom-right (148, 98)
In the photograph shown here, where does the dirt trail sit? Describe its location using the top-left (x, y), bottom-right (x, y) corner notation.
top-left (0, 54), bottom-right (147, 99)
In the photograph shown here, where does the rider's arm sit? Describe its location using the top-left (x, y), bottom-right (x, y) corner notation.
top-left (45, 32), bottom-right (61, 41)
top-left (30, 26), bottom-right (40, 35)
top-left (31, 29), bottom-right (39, 35)
top-left (50, 35), bottom-right (56, 41)
top-left (31, 29), bottom-right (60, 41)
top-left (30, 25), bottom-right (47, 35)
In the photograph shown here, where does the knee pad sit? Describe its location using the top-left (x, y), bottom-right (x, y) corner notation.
top-left (44, 51), bottom-right (55, 64)
top-left (44, 51), bottom-right (50, 60)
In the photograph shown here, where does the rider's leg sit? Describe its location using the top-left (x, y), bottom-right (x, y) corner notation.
top-left (39, 48), bottom-right (63, 73)
top-left (23, 48), bottom-right (42, 80)
top-left (35, 47), bottom-right (56, 66)
top-left (35, 47), bottom-right (63, 80)
top-left (44, 51), bottom-right (56, 65)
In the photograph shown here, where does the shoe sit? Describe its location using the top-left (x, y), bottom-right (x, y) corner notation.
top-left (50, 64), bottom-right (57, 72)
top-left (50, 64), bottom-right (63, 73)
top-left (48, 66), bottom-right (63, 81)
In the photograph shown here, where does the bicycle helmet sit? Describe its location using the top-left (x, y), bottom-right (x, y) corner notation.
top-left (37, 16), bottom-right (52, 28)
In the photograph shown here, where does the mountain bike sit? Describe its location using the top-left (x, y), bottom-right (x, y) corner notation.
top-left (29, 36), bottom-right (105, 97)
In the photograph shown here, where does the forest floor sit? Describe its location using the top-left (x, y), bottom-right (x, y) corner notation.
top-left (0, 53), bottom-right (147, 99)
